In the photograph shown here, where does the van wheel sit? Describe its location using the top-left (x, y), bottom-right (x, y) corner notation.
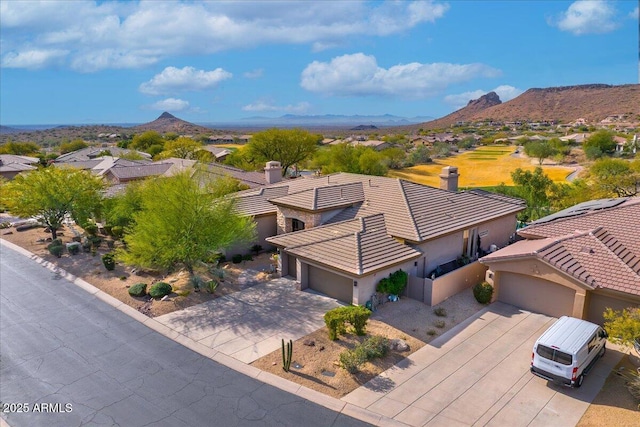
top-left (575, 374), bottom-right (584, 388)
top-left (599, 344), bottom-right (606, 358)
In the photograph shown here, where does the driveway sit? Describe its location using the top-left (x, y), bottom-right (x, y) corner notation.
top-left (0, 243), bottom-right (369, 427)
top-left (155, 278), bottom-right (343, 363)
top-left (342, 303), bottom-right (624, 426)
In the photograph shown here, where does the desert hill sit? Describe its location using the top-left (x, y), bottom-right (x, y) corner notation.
top-left (133, 112), bottom-right (213, 134)
top-left (400, 83), bottom-right (640, 132)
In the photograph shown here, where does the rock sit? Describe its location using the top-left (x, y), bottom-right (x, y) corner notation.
top-left (303, 339), bottom-right (315, 347)
top-left (319, 346), bottom-right (325, 351)
top-left (391, 339), bottom-right (409, 352)
top-left (333, 361), bottom-right (341, 367)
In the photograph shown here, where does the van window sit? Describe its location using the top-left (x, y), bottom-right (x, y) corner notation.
top-left (587, 334), bottom-right (599, 353)
top-left (536, 345), bottom-right (572, 365)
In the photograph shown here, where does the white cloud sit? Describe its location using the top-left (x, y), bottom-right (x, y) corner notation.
top-left (631, 7), bottom-right (639, 19)
top-left (1, 0), bottom-right (449, 71)
top-left (1, 49), bottom-right (68, 69)
top-left (444, 85), bottom-right (524, 109)
top-left (300, 53), bottom-right (500, 98)
top-left (243, 69), bottom-right (263, 79)
top-left (550, 0), bottom-right (619, 35)
top-left (148, 98), bottom-right (190, 112)
top-left (139, 66), bottom-right (232, 95)
top-left (242, 100), bottom-right (311, 113)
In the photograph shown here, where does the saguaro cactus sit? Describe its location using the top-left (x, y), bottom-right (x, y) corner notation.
top-left (281, 339), bottom-right (293, 372)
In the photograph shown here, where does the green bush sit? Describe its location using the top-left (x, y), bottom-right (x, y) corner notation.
top-left (361, 336), bottom-right (389, 359)
top-left (82, 239), bottom-right (92, 253)
top-left (128, 282), bottom-right (147, 297)
top-left (111, 226), bottom-right (124, 239)
top-left (231, 254), bottom-right (243, 264)
top-left (324, 305), bottom-right (371, 340)
top-left (84, 223), bottom-right (98, 236)
top-left (48, 244), bottom-right (64, 258)
top-left (339, 346), bottom-right (367, 374)
top-left (67, 243), bottom-right (80, 255)
top-left (102, 253), bottom-right (116, 271)
top-left (434, 319), bottom-right (445, 328)
top-left (149, 282), bottom-right (172, 299)
top-left (376, 270), bottom-right (408, 296)
top-left (473, 281), bottom-right (494, 304)
top-left (90, 236), bottom-right (103, 248)
top-left (242, 254), bottom-right (253, 261)
top-left (205, 280), bottom-right (218, 294)
top-left (433, 307), bottom-right (447, 317)
top-left (48, 239), bottom-right (62, 249)
top-left (189, 275), bottom-right (204, 290)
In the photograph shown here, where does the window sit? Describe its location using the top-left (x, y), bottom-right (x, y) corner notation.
top-left (587, 334), bottom-right (598, 353)
top-left (536, 345), bottom-right (572, 365)
top-left (292, 218), bottom-right (305, 232)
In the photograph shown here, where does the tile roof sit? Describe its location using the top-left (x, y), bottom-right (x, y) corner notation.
top-left (482, 198), bottom-right (640, 296)
top-left (0, 154), bottom-right (39, 165)
top-left (105, 163), bottom-right (172, 180)
top-left (201, 163), bottom-right (267, 188)
top-left (0, 162), bottom-right (37, 172)
top-left (234, 187), bottom-right (290, 216)
top-left (54, 147), bottom-right (151, 162)
top-left (266, 214), bottom-right (421, 276)
top-left (235, 173), bottom-right (524, 242)
top-left (270, 182), bottom-right (365, 211)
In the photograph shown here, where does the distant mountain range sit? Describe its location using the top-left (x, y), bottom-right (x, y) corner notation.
top-left (227, 114), bottom-right (435, 127)
top-left (398, 83), bottom-right (640, 131)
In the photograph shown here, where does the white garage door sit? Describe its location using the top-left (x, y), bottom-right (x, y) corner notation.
top-left (499, 272), bottom-right (575, 318)
top-left (308, 265), bottom-right (353, 303)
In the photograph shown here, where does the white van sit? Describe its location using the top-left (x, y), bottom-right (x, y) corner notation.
top-left (531, 316), bottom-right (608, 387)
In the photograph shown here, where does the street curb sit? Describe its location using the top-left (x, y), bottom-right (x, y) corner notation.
top-left (1, 239), bottom-right (401, 427)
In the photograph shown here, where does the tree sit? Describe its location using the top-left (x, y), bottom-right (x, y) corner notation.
top-left (523, 140), bottom-right (557, 165)
top-left (511, 167), bottom-right (553, 221)
top-left (59, 139), bottom-right (88, 154)
top-left (603, 307), bottom-right (640, 349)
top-left (156, 137), bottom-right (202, 160)
top-left (102, 182), bottom-right (144, 229)
top-left (118, 172), bottom-right (256, 276)
top-left (311, 143), bottom-right (387, 176)
top-left (583, 130), bottom-right (616, 159)
top-left (588, 158), bottom-right (640, 197)
top-left (0, 167), bottom-right (105, 240)
top-left (409, 145), bottom-right (432, 165)
top-left (0, 141), bottom-right (41, 155)
top-left (246, 128), bottom-right (318, 176)
top-left (130, 131), bottom-right (165, 152)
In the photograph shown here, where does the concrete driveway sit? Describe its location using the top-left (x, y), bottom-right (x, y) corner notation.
top-left (155, 277), bottom-right (343, 363)
top-left (342, 302), bottom-right (624, 427)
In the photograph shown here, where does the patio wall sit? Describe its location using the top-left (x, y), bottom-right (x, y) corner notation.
top-left (408, 261), bottom-right (487, 306)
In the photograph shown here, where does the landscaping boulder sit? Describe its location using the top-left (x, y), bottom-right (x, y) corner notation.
top-left (391, 338), bottom-right (409, 352)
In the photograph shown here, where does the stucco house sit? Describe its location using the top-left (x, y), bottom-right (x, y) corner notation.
top-left (234, 163), bottom-right (525, 306)
top-left (0, 154), bottom-right (39, 180)
top-left (480, 197), bottom-right (640, 324)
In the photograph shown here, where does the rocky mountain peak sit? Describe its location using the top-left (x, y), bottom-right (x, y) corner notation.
top-left (157, 112), bottom-right (177, 120)
top-left (467, 91), bottom-right (502, 108)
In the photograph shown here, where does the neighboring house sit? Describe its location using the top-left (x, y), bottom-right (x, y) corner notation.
top-left (351, 140), bottom-right (390, 151)
top-left (233, 163), bottom-right (525, 306)
top-left (0, 155), bottom-right (39, 180)
top-left (615, 135), bottom-right (638, 154)
top-left (201, 146), bottom-right (232, 162)
top-left (560, 133), bottom-right (590, 143)
top-left (480, 198), bottom-right (640, 324)
top-left (54, 146), bottom-right (151, 162)
top-left (101, 163), bottom-right (173, 184)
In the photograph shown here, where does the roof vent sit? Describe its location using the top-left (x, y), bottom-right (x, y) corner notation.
top-left (580, 247), bottom-right (595, 254)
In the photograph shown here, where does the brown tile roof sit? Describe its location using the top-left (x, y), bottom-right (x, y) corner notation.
top-left (266, 214), bottom-right (421, 276)
top-left (54, 147), bottom-right (151, 162)
top-left (106, 163), bottom-right (172, 180)
top-left (234, 187), bottom-right (290, 216)
top-left (201, 163), bottom-right (267, 188)
top-left (236, 173), bottom-right (524, 242)
top-left (482, 198), bottom-right (640, 296)
top-left (270, 182), bottom-right (365, 211)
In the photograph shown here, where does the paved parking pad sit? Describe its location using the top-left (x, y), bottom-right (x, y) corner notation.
top-left (342, 303), bottom-right (624, 427)
top-left (155, 278), bottom-right (343, 363)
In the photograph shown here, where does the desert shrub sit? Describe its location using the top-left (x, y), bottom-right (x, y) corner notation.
top-left (339, 346), bottom-right (367, 374)
top-left (251, 244), bottom-right (263, 255)
top-left (232, 254), bottom-right (243, 264)
top-left (189, 275), bottom-right (205, 291)
top-left (376, 269), bottom-right (408, 296)
top-left (128, 282), bottom-right (147, 297)
top-left (82, 239), bottom-right (92, 252)
top-left (242, 254), bottom-right (253, 261)
top-left (361, 336), bottom-right (389, 359)
top-left (427, 329), bottom-right (437, 336)
top-left (89, 236), bottom-right (103, 248)
top-left (84, 223), bottom-right (98, 236)
top-left (324, 305), bottom-right (371, 340)
top-left (149, 282), bottom-right (172, 298)
top-left (0, 221), bottom-right (11, 229)
top-left (205, 280), bottom-right (218, 294)
top-left (111, 226), bottom-right (124, 239)
top-left (434, 319), bottom-right (446, 329)
top-left (67, 243), bottom-right (80, 255)
top-left (48, 239), bottom-right (62, 249)
top-left (433, 307), bottom-right (447, 317)
top-left (101, 253), bottom-right (116, 271)
top-left (48, 244), bottom-right (64, 258)
top-left (106, 239), bottom-right (115, 249)
top-left (473, 281), bottom-right (494, 304)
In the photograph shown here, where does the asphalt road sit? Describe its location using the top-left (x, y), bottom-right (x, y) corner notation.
top-left (0, 246), bottom-right (370, 427)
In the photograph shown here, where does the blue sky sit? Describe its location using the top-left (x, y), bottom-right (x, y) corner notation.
top-left (1, 0), bottom-right (638, 125)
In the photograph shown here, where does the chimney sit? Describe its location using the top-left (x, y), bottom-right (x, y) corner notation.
top-left (264, 161), bottom-right (282, 184)
top-left (439, 166), bottom-right (459, 192)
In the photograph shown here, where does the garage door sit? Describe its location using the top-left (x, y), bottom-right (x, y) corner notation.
top-left (499, 272), bottom-right (575, 318)
top-left (587, 293), bottom-right (639, 325)
top-left (287, 254), bottom-right (297, 278)
top-left (308, 265), bottom-right (353, 303)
